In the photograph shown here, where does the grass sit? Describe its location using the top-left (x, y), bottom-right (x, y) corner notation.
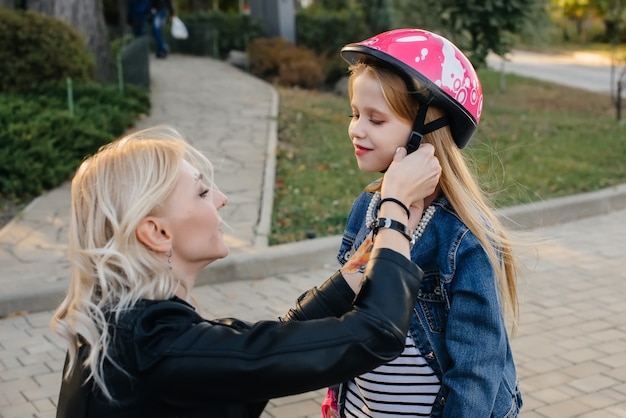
top-left (270, 69), bottom-right (626, 245)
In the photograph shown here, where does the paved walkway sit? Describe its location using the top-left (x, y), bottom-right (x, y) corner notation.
top-left (0, 55), bottom-right (280, 317)
top-left (1, 54), bottom-right (626, 417)
top-left (487, 49), bottom-right (615, 94)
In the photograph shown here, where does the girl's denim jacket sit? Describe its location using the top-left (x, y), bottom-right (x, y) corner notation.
top-left (336, 191), bottom-right (523, 418)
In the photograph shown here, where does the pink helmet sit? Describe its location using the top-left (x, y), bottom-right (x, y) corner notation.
top-left (341, 28), bottom-right (483, 149)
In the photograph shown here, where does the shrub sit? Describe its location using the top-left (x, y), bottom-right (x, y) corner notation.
top-left (278, 49), bottom-right (324, 89)
top-left (0, 82), bottom-right (150, 198)
top-left (166, 11), bottom-right (265, 58)
top-left (248, 37), bottom-right (293, 79)
top-left (321, 52), bottom-right (350, 86)
top-left (0, 8), bottom-right (94, 92)
top-left (248, 37), bottom-right (324, 89)
top-left (296, 7), bottom-right (370, 56)
top-left (294, 7), bottom-right (372, 88)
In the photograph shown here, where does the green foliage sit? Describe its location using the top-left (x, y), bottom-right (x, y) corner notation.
top-left (175, 0), bottom-right (241, 13)
top-left (296, 7), bottom-right (371, 55)
top-left (0, 83), bottom-right (150, 198)
top-left (310, 0), bottom-right (350, 11)
top-left (391, 0), bottom-right (545, 68)
top-left (111, 33), bottom-right (135, 58)
top-left (441, 0), bottom-right (539, 66)
top-left (294, 2), bottom-right (390, 86)
top-left (230, 2), bottom-right (391, 89)
top-left (166, 11), bottom-right (265, 58)
top-left (390, 0), bottom-right (445, 33)
top-left (359, 0), bottom-right (392, 34)
top-left (0, 8), bottom-right (94, 92)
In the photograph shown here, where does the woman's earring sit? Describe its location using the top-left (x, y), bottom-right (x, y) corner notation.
top-left (167, 248), bottom-right (172, 270)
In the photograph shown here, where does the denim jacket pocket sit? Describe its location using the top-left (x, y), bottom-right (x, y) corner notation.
top-left (495, 380), bottom-right (522, 418)
top-left (416, 274), bottom-right (447, 334)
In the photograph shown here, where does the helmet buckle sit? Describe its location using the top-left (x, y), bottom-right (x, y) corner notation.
top-left (406, 131), bottom-right (423, 155)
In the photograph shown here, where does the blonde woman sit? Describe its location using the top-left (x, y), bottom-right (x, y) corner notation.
top-left (51, 125), bottom-right (441, 417)
top-left (319, 29), bottom-right (523, 417)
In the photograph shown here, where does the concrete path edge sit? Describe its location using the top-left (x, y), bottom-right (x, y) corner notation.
top-left (2, 183), bottom-right (626, 317)
top-left (197, 182), bottom-right (626, 287)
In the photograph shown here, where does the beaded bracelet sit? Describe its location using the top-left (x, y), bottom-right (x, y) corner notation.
top-left (377, 198), bottom-right (410, 219)
top-left (372, 217), bottom-right (411, 242)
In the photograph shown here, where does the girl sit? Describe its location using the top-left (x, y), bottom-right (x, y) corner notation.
top-left (323, 28), bottom-right (523, 417)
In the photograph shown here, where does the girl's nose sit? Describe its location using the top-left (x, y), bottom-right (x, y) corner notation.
top-left (348, 119), bottom-right (363, 140)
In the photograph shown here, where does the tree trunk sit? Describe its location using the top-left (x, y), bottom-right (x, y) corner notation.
top-left (27, 0), bottom-right (116, 83)
top-left (118, 0), bottom-right (128, 28)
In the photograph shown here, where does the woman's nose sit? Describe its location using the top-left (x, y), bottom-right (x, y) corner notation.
top-left (214, 190), bottom-right (227, 209)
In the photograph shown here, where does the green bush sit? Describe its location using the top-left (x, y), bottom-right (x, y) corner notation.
top-left (294, 7), bottom-right (372, 87)
top-left (0, 83), bottom-right (150, 198)
top-left (0, 8), bottom-right (94, 92)
top-left (166, 11), bottom-right (265, 58)
top-left (296, 7), bottom-right (370, 56)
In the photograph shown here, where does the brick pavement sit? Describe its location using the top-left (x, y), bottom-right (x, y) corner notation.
top-left (1, 208), bottom-right (626, 417)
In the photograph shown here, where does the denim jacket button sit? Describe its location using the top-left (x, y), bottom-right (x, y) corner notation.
top-left (439, 396), bottom-right (446, 406)
top-left (425, 351), bottom-right (435, 360)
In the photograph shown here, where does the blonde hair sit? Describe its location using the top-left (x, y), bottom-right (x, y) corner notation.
top-left (349, 61), bottom-right (519, 326)
top-left (50, 125), bottom-right (216, 400)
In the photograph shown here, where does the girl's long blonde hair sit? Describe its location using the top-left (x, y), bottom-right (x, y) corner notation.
top-left (50, 126), bottom-right (215, 400)
top-left (349, 61), bottom-right (519, 326)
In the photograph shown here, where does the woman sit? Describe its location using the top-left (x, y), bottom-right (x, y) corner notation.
top-left (319, 29), bottom-right (523, 417)
top-left (51, 125), bottom-right (441, 417)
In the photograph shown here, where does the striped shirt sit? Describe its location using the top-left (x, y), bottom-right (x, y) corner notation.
top-left (345, 336), bottom-right (440, 417)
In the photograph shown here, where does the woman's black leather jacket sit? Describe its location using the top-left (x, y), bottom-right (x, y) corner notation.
top-left (56, 248), bottom-right (423, 417)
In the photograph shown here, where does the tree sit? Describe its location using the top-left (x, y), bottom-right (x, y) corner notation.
top-left (311, 0), bottom-right (349, 10)
top-left (589, 0), bottom-right (626, 41)
top-left (360, 0), bottom-right (392, 34)
top-left (26, 0), bottom-right (115, 82)
top-left (391, 0), bottom-right (544, 68)
top-left (553, 0), bottom-right (591, 41)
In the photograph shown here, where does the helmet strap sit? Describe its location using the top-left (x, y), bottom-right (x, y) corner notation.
top-left (406, 94), bottom-right (448, 154)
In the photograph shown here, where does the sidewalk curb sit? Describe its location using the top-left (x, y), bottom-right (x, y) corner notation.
top-left (2, 184), bottom-right (625, 318)
top-left (253, 82), bottom-right (279, 248)
top-left (197, 183), bottom-right (626, 287)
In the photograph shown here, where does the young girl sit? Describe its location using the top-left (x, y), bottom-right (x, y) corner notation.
top-left (324, 28), bottom-right (523, 417)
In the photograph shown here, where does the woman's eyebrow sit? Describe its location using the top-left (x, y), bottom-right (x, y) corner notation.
top-left (194, 172), bottom-right (203, 183)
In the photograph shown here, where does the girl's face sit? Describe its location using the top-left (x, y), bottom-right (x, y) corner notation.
top-left (162, 160), bottom-right (229, 275)
top-left (348, 73), bottom-right (412, 173)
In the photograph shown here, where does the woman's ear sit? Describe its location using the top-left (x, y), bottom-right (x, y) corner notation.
top-left (136, 216), bottom-right (171, 253)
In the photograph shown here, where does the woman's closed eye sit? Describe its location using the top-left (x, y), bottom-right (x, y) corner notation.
top-left (199, 189), bottom-right (209, 199)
